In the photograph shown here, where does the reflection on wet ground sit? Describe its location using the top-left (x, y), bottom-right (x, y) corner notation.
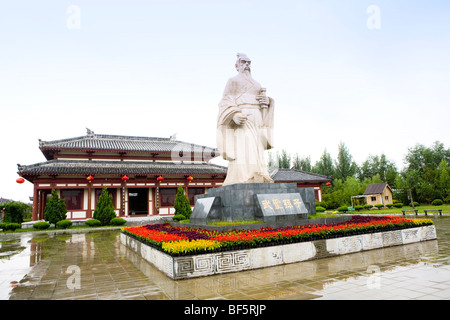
top-left (1, 217), bottom-right (449, 300)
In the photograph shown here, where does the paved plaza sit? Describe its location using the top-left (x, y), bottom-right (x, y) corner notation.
top-left (1, 217), bottom-right (449, 300)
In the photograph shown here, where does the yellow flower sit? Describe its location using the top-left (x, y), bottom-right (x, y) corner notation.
top-left (162, 239), bottom-right (222, 254)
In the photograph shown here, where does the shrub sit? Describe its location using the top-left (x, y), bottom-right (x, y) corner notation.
top-left (33, 221), bottom-right (51, 230)
top-left (85, 219), bottom-right (102, 227)
top-left (315, 206), bottom-right (326, 213)
top-left (409, 202), bottom-right (419, 207)
top-left (354, 205), bottom-right (364, 211)
top-left (56, 219), bottom-right (72, 229)
top-left (174, 186), bottom-right (192, 219)
top-left (375, 204), bottom-right (385, 209)
top-left (110, 218), bottom-right (126, 226)
top-left (432, 199), bottom-right (443, 206)
top-left (93, 187), bottom-right (116, 226)
top-left (0, 222), bottom-right (22, 231)
top-left (386, 204), bottom-right (394, 208)
top-left (1, 201), bottom-right (31, 223)
top-left (44, 190), bottom-right (67, 226)
top-left (172, 214), bottom-right (186, 222)
top-left (393, 203), bottom-right (403, 208)
top-left (316, 202), bottom-right (328, 209)
top-left (337, 206), bottom-right (348, 213)
top-left (363, 204), bottom-right (374, 209)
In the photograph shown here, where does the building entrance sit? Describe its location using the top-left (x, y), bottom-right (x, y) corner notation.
top-left (128, 188), bottom-right (148, 215)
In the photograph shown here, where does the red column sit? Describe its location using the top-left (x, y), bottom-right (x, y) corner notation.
top-left (87, 184), bottom-right (92, 218)
top-left (32, 186), bottom-right (38, 221)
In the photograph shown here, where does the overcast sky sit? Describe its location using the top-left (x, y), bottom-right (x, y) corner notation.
top-left (1, 0), bottom-right (449, 203)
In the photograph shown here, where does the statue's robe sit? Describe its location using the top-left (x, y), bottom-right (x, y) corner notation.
top-left (217, 73), bottom-right (274, 186)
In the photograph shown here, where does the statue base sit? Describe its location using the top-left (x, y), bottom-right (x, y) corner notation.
top-left (190, 183), bottom-right (315, 225)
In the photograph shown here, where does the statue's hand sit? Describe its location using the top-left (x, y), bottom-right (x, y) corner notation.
top-left (256, 95), bottom-right (270, 106)
top-left (233, 113), bottom-right (248, 125)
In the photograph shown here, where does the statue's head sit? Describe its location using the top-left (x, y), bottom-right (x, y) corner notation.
top-left (235, 53), bottom-right (251, 74)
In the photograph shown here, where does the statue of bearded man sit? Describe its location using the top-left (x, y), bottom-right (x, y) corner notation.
top-left (217, 53), bottom-right (274, 186)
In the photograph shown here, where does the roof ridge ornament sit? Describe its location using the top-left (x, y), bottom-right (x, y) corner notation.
top-left (169, 133), bottom-right (177, 141)
top-left (86, 128), bottom-right (95, 137)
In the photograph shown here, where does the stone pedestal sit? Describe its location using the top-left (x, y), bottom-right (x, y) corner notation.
top-left (190, 183), bottom-right (315, 225)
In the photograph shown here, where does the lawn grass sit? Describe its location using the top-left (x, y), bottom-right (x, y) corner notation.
top-left (0, 224), bottom-right (121, 234)
top-left (316, 204), bottom-right (450, 217)
top-left (207, 220), bottom-right (264, 226)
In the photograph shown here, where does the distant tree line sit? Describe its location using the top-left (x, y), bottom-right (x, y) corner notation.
top-left (268, 141), bottom-right (450, 209)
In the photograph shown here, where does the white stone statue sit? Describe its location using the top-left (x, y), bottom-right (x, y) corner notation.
top-left (217, 53), bottom-right (274, 186)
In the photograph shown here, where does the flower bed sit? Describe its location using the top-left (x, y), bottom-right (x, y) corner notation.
top-left (122, 216), bottom-right (433, 257)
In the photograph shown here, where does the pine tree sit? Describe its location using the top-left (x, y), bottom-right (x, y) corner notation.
top-left (334, 142), bottom-right (357, 180)
top-left (312, 149), bottom-right (335, 177)
top-left (173, 185), bottom-right (192, 219)
top-left (94, 187), bottom-right (116, 225)
top-left (44, 189), bottom-right (67, 225)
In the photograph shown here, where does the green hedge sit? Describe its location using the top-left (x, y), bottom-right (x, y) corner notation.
top-left (85, 219), bottom-right (102, 227)
top-left (0, 222), bottom-right (22, 231)
top-left (172, 214), bottom-right (186, 222)
top-left (315, 206), bottom-right (326, 213)
top-left (33, 221), bottom-right (50, 230)
top-left (56, 219), bottom-right (72, 229)
top-left (110, 218), bottom-right (126, 226)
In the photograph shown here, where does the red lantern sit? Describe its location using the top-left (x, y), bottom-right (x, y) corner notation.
top-left (86, 175), bottom-right (94, 183)
top-left (187, 176), bottom-right (194, 183)
top-left (326, 182), bottom-right (331, 186)
top-left (157, 176), bottom-right (164, 182)
top-left (122, 175), bottom-right (129, 182)
top-left (16, 177), bottom-right (25, 184)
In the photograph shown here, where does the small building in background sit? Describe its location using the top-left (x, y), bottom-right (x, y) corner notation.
top-left (363, 182), bottom-right (393, 206)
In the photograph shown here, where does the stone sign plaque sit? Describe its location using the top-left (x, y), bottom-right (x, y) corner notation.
top-left (255, 193), bottom-right (308, 221)
top-left (190, 196), bottom-right (221, 224)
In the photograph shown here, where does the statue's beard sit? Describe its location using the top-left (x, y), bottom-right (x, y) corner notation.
top-left (240, 69), bottom-right (251, 78)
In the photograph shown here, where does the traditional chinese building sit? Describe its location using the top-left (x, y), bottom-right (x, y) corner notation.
top-left (18, 131), bottom-right (331, 221)
top-left (269, 168), bottom-right (331, 203)
top-left (18, 130), bottom-right (227, 221)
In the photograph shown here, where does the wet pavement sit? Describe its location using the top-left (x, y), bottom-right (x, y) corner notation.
top-left (1, 217), bottom-right (449, 300)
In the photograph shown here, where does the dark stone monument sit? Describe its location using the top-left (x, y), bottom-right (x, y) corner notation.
top-left (190, 183), bottom-right (315, 225)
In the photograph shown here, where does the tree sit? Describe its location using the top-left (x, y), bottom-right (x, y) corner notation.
top-left (436, 159), bottom-right (450, 202)
top-left (277, 149), bottom-right (291, 169)
top-left (267, 151), bottom-right (277, 170)
top-left (401, 141), bottom-right (450, 203)
top-left (405, 141), bottom-right (450, 172)
top-left (93, 187), bottom-right (116, 225)
top-left (334, 142), bottom-right (358, 180)
top-left (174, 185), bottom-right (192, 219)
top-left (44, 190), bottom-right (67, 225)
top-left (292, 154), bottom-right (312, 172)
top-left (1, 201), bottom-right (31, 223)
top-left (312, 149), bottom-right (335, 177)
top-left (359, 154), bottom-right (398, 187)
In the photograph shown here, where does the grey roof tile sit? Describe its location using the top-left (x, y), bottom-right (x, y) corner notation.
top-left (363, 183), bottom-right (389, 195)
top-left (39, 133), bottom-right (218, 155)
top-left (270, 168), bottom-right (331, 182)
top-left (18, 160), bottom-right (227, 176)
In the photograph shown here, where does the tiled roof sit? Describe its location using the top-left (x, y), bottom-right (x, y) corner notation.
top-left (17, 160), bottom-right (227, 176)
top-left (270, 168), bottom-right (331, 182)
top-left (39, 133), bottom-right (218, 157)
top-left (363, 183), bottom-right (390, 195)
